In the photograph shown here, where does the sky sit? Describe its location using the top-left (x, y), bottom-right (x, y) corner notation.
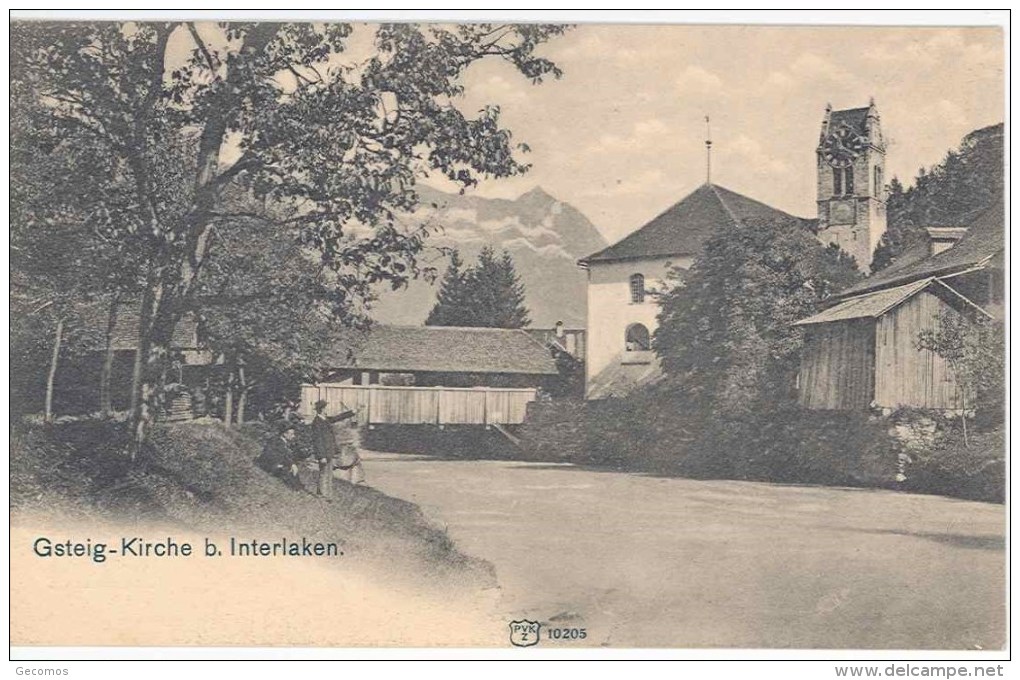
top-left (430, 24), bottom-right (1005, 243)
top-left (157, 19), bottom-right (1004, 245)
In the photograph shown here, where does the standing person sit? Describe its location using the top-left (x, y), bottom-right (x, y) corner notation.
top-left (310, 399), bottom-right (353, 498)
top-left (334, 413), bottom-right (366, 485)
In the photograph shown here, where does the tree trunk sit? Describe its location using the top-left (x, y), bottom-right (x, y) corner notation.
top-left (236, 362), bottom-right (247, 425)
top-left (44, 317), bottom-right (64, 424)
top-left (130, 291), bottom-right (153, 459)
top-left (960, 389), bottom-right (970, 448)
top-left (223, 355), bottom-right (235, 427)
top-left (131, 286), bottom-right (175, 460)
top-left (130, 288), bottom-right (154, 423)
top-left (99, 296), bottom-right (120, 418)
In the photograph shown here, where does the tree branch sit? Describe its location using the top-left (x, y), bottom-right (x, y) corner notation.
top-left (186, 22), bottom-right (218, 73)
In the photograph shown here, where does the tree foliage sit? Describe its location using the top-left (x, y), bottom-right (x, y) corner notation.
top-left (916, 310), bottom-right (1005, 427)
top-left (425, 246), bottom-right (531, 328)
top-left (873, 123), bottom-right (1003, 271)
top-left (11, 21), bottom-right (567, 442)
top-left (654, 217), bottom-right (861, 419)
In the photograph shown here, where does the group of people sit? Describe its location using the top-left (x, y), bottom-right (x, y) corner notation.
top-left (255, 399), bottom-right (366, 495)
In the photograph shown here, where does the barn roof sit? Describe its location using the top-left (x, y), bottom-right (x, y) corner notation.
top-left (838, 200), bottom-right (1004, 298)
top-left (330, 325), bottom-right (559, 376)
top-left (579, 183), bottom-right (815, 265)
top-left (794, 278), bottom-right (992, 326)
top-left (104, 309), bottom-right (201, 350)
top-left (71, 302), bottom-right (201, 350)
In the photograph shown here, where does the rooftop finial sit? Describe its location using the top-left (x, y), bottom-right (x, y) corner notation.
top-left (705, 115), bottom-right (712, 185)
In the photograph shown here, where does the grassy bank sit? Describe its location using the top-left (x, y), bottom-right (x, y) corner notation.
top-left (10, 418), bottom-right (495, 588)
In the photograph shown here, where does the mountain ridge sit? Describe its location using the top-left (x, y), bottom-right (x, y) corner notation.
top-left (370, 185), bottom-right (606, 328)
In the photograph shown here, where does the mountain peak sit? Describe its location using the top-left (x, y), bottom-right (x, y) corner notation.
top-left (371, 184), bottom-right (605, 328)
top-left (517, 186), bottom-right (556, 204)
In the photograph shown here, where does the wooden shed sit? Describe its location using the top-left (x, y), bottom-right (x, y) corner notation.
top-left (794, 278), bottom-right (991, 411)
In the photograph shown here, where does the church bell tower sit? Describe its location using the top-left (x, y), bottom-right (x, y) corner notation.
top-left (816, 99), bottom-right (887, 272)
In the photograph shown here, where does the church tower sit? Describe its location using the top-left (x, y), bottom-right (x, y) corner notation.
top-left (816, 100), bottom-right (887, 272)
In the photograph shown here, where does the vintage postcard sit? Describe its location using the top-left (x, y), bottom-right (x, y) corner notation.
top-left (9, 11), bottom-right (1007, 659)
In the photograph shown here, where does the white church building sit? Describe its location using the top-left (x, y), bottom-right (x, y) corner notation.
top-left (578, 101), bottom-right (888, 399)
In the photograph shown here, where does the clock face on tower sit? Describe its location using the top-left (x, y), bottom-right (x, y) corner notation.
top-left (822, 124), bottom-right (866, 168)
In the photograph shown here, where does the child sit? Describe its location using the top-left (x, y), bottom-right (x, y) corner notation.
top-left (334, 416), bottom-right (366, 485)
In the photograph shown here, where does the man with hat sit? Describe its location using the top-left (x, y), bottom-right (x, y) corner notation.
top-left (310, 399), bottom-right (355, 498)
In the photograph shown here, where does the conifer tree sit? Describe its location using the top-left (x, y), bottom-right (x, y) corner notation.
top-left (494, 249), bottom-right (531, 328)
top-left (425, 250), bottom-right (469, 326)
top-left (425, 247), bottom-right (531, 328)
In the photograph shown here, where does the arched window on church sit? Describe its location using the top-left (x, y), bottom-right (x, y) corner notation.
top-left (834, 167), bottom-right (856, 197)
top-left (625, 323), bottom-right (650, 352)
top-left (629, 273), bottom-right (645, 303)
top-left (873, 166), bottom-right (883, 196)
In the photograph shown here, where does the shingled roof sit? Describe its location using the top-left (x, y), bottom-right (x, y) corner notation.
top-left (579, 183), bottom-right (815, 265)
top-left (794, 278), bottom-right (992, 326)
top-left (829, 106), bottom-right (871, 135)
top-left (62, 300), bottom-right (201, 351)
top-left (331, 325), bottom-right (559, 376)
top-left (838, 200), bottom-right (1004, 298)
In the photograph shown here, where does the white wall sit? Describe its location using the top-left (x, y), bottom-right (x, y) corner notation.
top-left (585, 255), bottom-right (690, 397)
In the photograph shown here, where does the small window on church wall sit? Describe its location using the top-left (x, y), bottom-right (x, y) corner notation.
top-left (844, 167), bottom-right (854, 195)
top-left (832, 168), bottom-right (842, 196)
top-left (625, 323), bottom-right (650, 352)
top-left (873, 166), bottom-right (883, 195)
top-left (629, 273), bottom-right (645, 303)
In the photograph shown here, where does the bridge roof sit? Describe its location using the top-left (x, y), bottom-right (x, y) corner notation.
top-left (331, 325), bottom-right (559, 376)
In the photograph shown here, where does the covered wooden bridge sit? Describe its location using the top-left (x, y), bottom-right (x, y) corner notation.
top-left (300, 383), bottom-right (539, 426)
top-left (300, 324), bottom-right (560, 426)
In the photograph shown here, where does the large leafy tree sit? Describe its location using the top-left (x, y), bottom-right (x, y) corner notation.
top-left (654, 217), bottom-right (860, 418)
top-left (873, 123), bottom-right (1003, 271)
top-left (11, 21), bottom-right (567, 449)
top-left (10, 79), bottom-right (124, 420)
top-left (425, 246), bottom-right (531, 328)
top-left (193, 191), bottom-right (361, 424)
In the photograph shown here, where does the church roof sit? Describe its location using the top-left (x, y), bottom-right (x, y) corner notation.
top-left (579, 183), bottom-right (815, 265)
top-left (837, 200), bottom-right (1004, 297)
top-left (829, 106), bottom-right (871, 135)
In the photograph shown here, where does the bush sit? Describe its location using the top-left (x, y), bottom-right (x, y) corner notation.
top-left (519, 395), bottom-right (1004, 503)
top-left (904, 426), bottom-right (1005, 503)
top-left (519, 393), bottom-right (700, 473)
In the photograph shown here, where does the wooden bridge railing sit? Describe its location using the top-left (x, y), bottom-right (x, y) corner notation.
top-left (300, 383), bottom-right (539, 426)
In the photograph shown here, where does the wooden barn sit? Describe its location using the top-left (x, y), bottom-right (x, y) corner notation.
top-left (795, 278), bottom-right (992, 411)
top-left (795, 200), bottom-right (1003, 412)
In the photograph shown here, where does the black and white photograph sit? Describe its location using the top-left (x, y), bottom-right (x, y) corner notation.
top-left (8, 10), bottom-right (1008, 665)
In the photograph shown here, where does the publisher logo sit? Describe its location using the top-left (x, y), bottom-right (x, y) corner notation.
top-left (509, 619), bottom-right (541, 647)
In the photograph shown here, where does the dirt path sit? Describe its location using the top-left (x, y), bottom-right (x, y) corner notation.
top-left (363, 451), bottom-right (1005, 649)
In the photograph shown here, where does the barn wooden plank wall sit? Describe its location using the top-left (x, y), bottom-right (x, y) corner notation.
top-left (798, 319), bottom-right (875, 410)
top-left (300, 384), bottom-right (539, 425)
top-left (874, 291), bottom-right (965, 410)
